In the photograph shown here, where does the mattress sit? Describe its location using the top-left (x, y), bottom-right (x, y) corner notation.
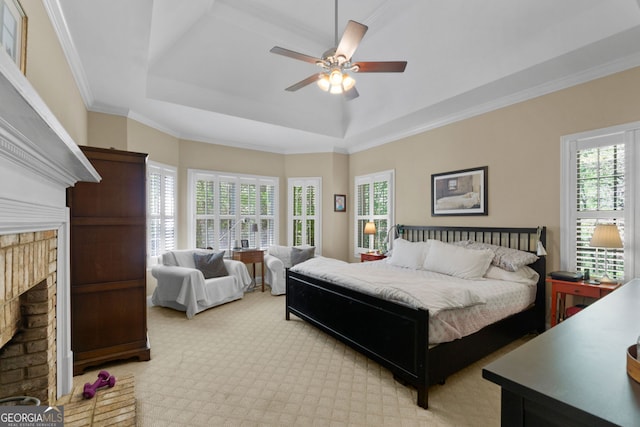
top-left (290, 257), bottom-right (537, 344)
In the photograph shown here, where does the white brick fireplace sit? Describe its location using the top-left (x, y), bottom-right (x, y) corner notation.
top-left (0, 51), bottom-right (99, 400)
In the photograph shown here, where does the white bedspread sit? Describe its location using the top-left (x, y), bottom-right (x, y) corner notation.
top-left (290, 257), bottom-right (536, 344)
top-left (291, 257), bottom-right (485, 314)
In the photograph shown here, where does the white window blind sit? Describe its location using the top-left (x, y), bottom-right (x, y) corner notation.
top-left (260, 181), bottom-right (276, 249)
top-left (147, 162), bottom-right (177, 264)
top-left (288, 178), bottom-right (321, 251)
top-left (354, 170), bottom-right (394, 255)
top-left (189, 170), bottom-right (278, 252)
top-left (561, 122), bottom-right (639, 283)
top-left (575, 143), bottom-right (625, 280)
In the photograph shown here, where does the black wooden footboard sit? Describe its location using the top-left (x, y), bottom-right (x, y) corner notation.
top-left (286, 270), bottom-right (431, 408)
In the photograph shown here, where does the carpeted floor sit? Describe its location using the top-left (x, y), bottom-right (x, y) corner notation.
top-left (72, 289), bottom-right (530, 426)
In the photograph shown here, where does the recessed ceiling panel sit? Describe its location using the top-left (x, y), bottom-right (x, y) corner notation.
top-left (56, 0), bottom-right (640, 153)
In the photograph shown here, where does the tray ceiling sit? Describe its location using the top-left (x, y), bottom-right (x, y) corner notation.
top-left (51, 0), bottom-right (640, 153)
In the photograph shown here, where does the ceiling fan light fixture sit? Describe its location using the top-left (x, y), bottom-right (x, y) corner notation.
top-left (329, 82), bottom-right (343, 94)
top-left (342, 73), bottom-right (355, 91)
top-left (329, 69), bottom-right (343, 85)
top-left (317, 74), bottom-right (330, 91)
top-left (317, 69), bottom-right (356, 95)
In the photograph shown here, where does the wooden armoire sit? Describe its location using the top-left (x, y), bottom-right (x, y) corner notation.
top-left (68, 146), bottom-right (150, 375)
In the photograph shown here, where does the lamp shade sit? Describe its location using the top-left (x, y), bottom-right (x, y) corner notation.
top-left (590, 224), bottom-right (623, 249)
top-left (364, 222), bottom-right (376, 235)
top-left (251, 223), bottom-right (259, 233)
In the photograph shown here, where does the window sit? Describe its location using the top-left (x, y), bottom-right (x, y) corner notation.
top-left (147, 162), bottom-right (176, 264)
top-left (0, 0), bottom-right (26, 72)
top-left (354, 170), bottom-right (394, 255)
top-left (561, 122), bottom-right (639, 282)
top-left (288, 178), bottom-right (321, 251)
top-left (188, 170), bottom-right (278, 252)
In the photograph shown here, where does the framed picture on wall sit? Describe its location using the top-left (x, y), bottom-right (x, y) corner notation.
top-left (334, 194), bottom-right (346, 212)
top-left (431, 166), bottom-right (488, 216)
top-left (241, 239), bottom-right (249, 248)
top-left (0, 0), bottom-right (28, 74)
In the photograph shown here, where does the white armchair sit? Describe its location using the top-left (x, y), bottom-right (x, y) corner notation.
top-left (151, 249), bottom-right (252, 318)
top-left (264, 245), bottom-right (316, 295)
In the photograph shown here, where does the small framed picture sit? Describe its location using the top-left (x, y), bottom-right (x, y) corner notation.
top-left (241, 239), bottom-right (249, 248)
top-left (334, 194), bottom-right (346, 212)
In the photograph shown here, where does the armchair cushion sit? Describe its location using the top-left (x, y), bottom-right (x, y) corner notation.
top-left (193, 251), bottom-right (228, 279)
top-left (291, 246), bottom-right (315, 266)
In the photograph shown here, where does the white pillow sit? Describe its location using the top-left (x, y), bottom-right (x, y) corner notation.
top-left (484, 265), bottom-right (539, 286)
top-left (454, 240), bottom-right (538, 272)
top-left (389, 238), bottom-right (429, 269)
top-left (423, 240), bottom-right (494, 279)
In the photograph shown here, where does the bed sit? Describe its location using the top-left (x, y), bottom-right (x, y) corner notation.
top-left (285, 225), bottom-right (546, 409)
top-left (435, 192), bottom-right (480, 210)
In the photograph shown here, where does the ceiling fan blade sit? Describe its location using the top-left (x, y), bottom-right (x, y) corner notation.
top-left (270, 46), bottom-right (321, 64)
top-left (285, 74), bottom-right (323, 92)
top-left (354, 61), bottom-right (407, 73)
top-left (344, 86), bottom-right (359, 101)
top-left (335, 20), bottom-right (368, 60)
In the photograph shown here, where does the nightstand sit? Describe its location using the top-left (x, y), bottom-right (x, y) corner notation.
top-left (360, 252), bottom-right (386, 262)
top-left (232, 249), bottom-right (265, 291)
top-left (547, 277), bottom-right (620, 326)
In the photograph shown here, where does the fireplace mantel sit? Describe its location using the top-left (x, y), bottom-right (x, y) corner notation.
top-left (0, 50), bottom-right (100, 399)
top-left (0, 50), bottom-right (99, 188)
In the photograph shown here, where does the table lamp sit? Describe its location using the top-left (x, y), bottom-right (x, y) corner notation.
top-left (589, 224), bottom-right (622, 283)
top-left (251, 223), bottom-right (259, 248)
top-left (364, 221), bottom-right (376, 253)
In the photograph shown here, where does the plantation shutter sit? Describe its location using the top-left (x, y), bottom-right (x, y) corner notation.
top-left (163, 173), bottom-right (176, 252)
top-left (355, 170), bottom-right (394, 254)
top-left (195, 177), bottom-right (216, 249)
top-left (190, 170), bottom-right (278, 251)
top-left (574, 140), bottom-right (625, 280)
top-left (288, 178), bottom-right (320, 249)
top-left (147, 162), bottom-right (177, 263)
top-left (148, 168), bottom-right (161, 258)
top-left (260, 182), bottom-right (276, 249)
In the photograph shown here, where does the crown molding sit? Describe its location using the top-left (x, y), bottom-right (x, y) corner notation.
top-left (42, 0), bottom-right (94, 108)
top-left (0, 45), bottom-right (100, 184)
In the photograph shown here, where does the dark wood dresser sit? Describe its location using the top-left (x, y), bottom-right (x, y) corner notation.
top-left (68, 146), bottom-right (150, 375)
top-left (483, 278), bottom-right (640, 426)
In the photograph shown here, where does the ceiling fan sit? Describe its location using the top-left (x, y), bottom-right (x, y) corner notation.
top-left (269, 1), bottom-right (407, 100)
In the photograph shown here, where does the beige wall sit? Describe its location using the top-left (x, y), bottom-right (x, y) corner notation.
top-left (349, 66), bottom-right (640, 270)
top-left (22, 0), bottom-right (87, 146)
top-left (87, 112), bottom-right (127, 150)
top-left (127, 119), bottom-right (180, 164)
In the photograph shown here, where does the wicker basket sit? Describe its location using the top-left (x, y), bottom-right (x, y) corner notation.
top-left (627, 345), bottom-right (640, 383)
